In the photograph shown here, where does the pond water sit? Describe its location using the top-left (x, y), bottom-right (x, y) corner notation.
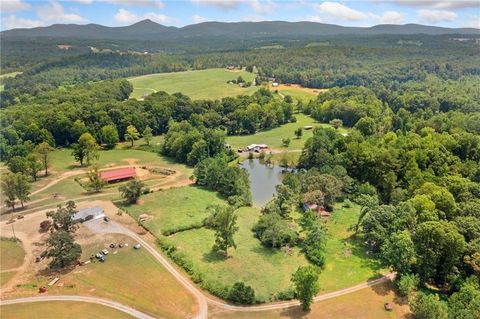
top-left (239, 159), bottom-right (287, 207)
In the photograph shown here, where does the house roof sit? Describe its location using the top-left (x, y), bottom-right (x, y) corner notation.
top-left (73, 206), bottom-right (105, 221)
top-left (100, 167), bottom-right (136, 182)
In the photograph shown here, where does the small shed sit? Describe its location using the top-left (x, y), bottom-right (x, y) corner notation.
top-left (73, 207), bottom-right (105, 223)
top-left (100, 167), bottom-right (136, 183)
top-left (302, 203), bottom-right (330, 217)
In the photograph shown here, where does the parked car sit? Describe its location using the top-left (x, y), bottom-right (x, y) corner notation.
top-left (95, 253), bottom-right (103, 259)
top-left (118, 243), bottom-right (124, 248)
top-left (134, 244), bottom-right (141, 249)
top-left (98, 256), bottom-right (105, 262)
top-left (35, 256), bottom-right (44, 263)
top-left (103, 216), bottom-right (110, 222)
top-left (109, 243), bottom-right (116, 248)
top-left (101, 249), bottom-right (109, 255)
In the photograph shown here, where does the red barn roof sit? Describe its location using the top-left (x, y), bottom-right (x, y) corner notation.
top-left (100, 167), bottom-right (136, 182)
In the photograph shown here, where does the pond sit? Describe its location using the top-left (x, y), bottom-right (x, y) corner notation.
top-left (239, 159), bottom-right (288, 207)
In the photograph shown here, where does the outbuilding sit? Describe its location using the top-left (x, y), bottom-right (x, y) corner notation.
top-left (73, 207), bottom-right (105, 223)
top-left (100, 167), bottom-right (136, 183)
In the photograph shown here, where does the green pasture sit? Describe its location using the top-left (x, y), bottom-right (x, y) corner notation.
top-left (128, 68), bottom-right (256, 100)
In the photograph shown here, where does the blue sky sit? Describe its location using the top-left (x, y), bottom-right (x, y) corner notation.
top-left (1, 1), bottom-right (479, 30)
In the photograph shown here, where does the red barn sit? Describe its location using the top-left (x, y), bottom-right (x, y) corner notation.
top-left (100, 167), bottom-right (136, 183)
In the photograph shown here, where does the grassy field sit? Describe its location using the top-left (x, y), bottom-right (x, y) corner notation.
top-left (269, 84), bottom-right (322, 103)
top-left (122, 186), bottom-right (225, 235)
top-left (317, 204), bottom-right (385, 292)
top-left (211, 281), bottom-right (410, 318)
top-left (0, 238), bottom-right (25, 270)
top-left (226, 113), bottom-right (347, 151)
top-left (1, 301), bottom-right (135, 319)
top-left (49, 148), bottom-right (191, 175)
top-left (128, 68), bottom-right (257, 100)
top-left (167, 206), bottom-right (309, 301)
top-left (12, 234), bottom-right (196, 319)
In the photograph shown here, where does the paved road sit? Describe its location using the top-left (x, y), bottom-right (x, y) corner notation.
top-left (0, 295), bottom-right (156, 319)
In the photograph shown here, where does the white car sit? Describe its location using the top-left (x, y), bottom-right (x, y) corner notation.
top-left (133, 244), bottom-right (141, 249)
top-left (101, 249), bottom-right (109, 255)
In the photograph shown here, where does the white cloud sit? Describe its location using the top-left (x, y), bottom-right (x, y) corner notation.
top-left (70, 0), bottom-right (165, 7)
top-left (190, 0), bottom-right (244, 11)
top-left (251, 0), bottom-right (276, 14)
top-left (314, 2), bottom-right (368, 21)
top-left (1, 0), bottom-right (31, 12)
top-left (106, 0), bottom-right (164, 8)
top-left (192, 14), bottom-right (208, 23)
top-left (2, 15), bottom-right (42, 30)
top-left (37, 1), bottom-right (88, 24)
top-left (418, 9), bottom-right (458, 23)
top-left (463, 15), bottom-right (480, 28)
top-left (378, 10), bottom-right (406, 24)
top-left (114, 8), bottom-right (174, 25)
top-left (390, 1), bottom-right (479, 10)
top-left (306, 15), bottom-right (323, 23)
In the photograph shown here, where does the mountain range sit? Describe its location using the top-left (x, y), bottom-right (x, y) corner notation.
top-left (2, 20), bottom-right (479, 40)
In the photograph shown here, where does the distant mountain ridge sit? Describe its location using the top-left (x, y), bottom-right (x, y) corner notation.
top-left (2, 20), bottom-right (479, 40)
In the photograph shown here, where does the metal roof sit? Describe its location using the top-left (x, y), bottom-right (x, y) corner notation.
top-left (100, 167), bottom-right (136, 182)
top-left (73, 206), bottom-right (105, 221)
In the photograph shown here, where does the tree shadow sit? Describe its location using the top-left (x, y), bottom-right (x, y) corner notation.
top-left (202, 250), bottom-right (228, 263)
top-left (279, 306), bottom-right (309, 319)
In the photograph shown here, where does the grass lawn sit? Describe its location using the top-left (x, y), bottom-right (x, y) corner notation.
top-left (0, 301), bottom-right (135, 319)
top-left (269, 84), bottom-right (322, 103)
top-left (49, 148), bottom-right (192, 176)
top-left (211, 281), bottom-right (410, 318)
top-left (167, 206), bottom-right (309, 302)
top-left (121, 186), bottom-right (225, 235)
top-left (0, 238), bottom-right (25, 270)
top-left (226, 113), bottom-right (347, 151)
top-left (12, 234), bottom-right (196, 319)
top-left (128, 68), bottom-right (257, 100)
top-left (317, 204), bottom-right (385, 292)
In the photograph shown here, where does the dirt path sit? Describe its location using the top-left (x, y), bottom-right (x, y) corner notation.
top-left (0, 296), bottom-right (156, 319)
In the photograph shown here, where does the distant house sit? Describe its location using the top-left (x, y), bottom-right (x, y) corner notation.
top-left (100, 167), bottom-right (136, 183)
top-left (73, 207), bottom-right (105, 223)
top-left (246, 144), bottom-right (268, 152)
top-left (303, 125), bottom-right (313, 130)
top-left (302, 203), bottom-right (330, 217)
top-left (272, 82), bottom-right (279, 87)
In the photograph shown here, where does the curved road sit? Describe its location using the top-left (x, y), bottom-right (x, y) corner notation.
top-left (0, 295), bottom-right (156, 319)
top-left (1, 219), bottom-right (395, 319)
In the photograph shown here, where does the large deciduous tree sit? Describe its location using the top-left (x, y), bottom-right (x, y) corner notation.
top-left (71, 133), bottom-right (99, 166)
top-left (205, 205), bottom-right (239, 257)
top-left (413, 221), bottom-right (466, 284)
top-left (100, 125), bottom-right (119, 149)
top-left (119, 180), bottom-right (145, 204)
top-left (43, 230), bottom-right (81, 269)
top-left (124, 125), bottom-right (140, 147)
top-left (35, 142), bottom-right (54, 176)
top-left (291, 265), bottom-right (320, 311)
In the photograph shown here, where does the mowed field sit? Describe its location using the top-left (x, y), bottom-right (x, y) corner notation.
top-left (1, 301), bottom-right (135, 319)
top-left (10, 234), bottom-right (197, 319)
top-left (166, 206), bottom-right (309, 302)
top-left (226, 113), bottom-right (348, 151)
top-left (122, 184), bottom-right (384, 302)
top-left (128, 68), bottom-right (256, 100)
top-left (122, 186), bottom-right (225, 235)
top-left (269, 83), bottom-right (323, 103)
top-left (1, 238), bottom-right (25, 286)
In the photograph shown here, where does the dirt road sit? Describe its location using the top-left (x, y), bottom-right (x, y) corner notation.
top-left (0, 296), bottom-right (156, 319)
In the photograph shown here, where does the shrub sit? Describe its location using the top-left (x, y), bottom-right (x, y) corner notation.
top-left (396, 273), bottom-right (419, 299)
top-left (228, 282), bottom-right (255, 304)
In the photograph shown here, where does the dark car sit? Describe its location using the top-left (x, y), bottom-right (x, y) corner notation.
top-left (103, 216), bottom-right (110, 222)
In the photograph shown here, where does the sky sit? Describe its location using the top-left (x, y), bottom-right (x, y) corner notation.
top-left (1, 0), bottom-right (479, 31)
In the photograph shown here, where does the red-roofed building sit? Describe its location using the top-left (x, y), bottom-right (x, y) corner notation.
top-left (100, 167), bottom-right (136, 183)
